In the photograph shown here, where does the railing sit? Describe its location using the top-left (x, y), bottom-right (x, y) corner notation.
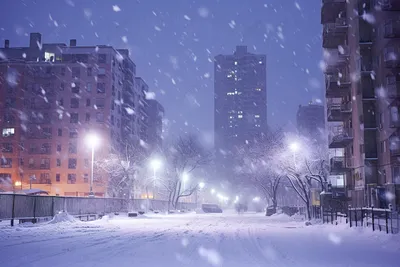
top-left (330, 156), bottom-right (349, 169)
top-left (324, 17), bottom-right (348, 32)
top-left (387, 82), bottom-right (400, 98)
top-left (0, 194), bottom-right (197, 226)
top-left (322, 0), bottom-right (346, 3)
top-left (390, 148), bottom-right (400, 156)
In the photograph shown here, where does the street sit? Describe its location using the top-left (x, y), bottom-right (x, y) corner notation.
top-left (0, 212), bottom-right (399, 267)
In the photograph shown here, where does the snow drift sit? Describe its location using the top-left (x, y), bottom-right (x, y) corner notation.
top-left (48, 211), bottom-right (76, 224)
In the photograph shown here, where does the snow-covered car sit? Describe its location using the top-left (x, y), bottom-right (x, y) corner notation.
top-left (201, 204), bottom-right (222, 213)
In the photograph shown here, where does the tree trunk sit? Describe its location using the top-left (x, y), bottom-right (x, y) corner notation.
top-left (306, 200), bottom-right (311, 221)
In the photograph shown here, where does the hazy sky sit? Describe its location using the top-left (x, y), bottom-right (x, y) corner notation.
top-left (0, 0), bottom-right (324, 143)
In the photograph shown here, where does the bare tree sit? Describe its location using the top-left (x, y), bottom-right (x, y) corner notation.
top-left (97, 142), bottom-right (148, 199)
top-left (234, 129), bottom-right (285, 209)
top-left (161, 134), bottom-right (212, 210)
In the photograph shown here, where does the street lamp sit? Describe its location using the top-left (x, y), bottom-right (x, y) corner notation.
top-left (211, 188), bottom-right (215, 194)
top-left (150, 158), bottom-right (162, 199)
top-left (85, 133), bottom-right (100, 198)
top-left (289, 142), bottom-right (300, 169)
top-left (198, 182), bottom-right (205, 189)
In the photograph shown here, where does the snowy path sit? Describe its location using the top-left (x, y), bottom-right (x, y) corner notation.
top-left (1, 212), bottom-right (399, 267)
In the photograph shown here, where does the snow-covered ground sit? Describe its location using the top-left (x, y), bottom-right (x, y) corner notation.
top-left (1, 211), bottom-right (399, 267)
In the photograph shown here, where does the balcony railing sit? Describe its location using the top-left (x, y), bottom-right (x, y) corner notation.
top-left (389, 117), bottom-right (400, 128)
top-left (329, 126), bottom-right (353, 148)
top-left (387, 82), bottom-right (400, 98)
top-left (384, 20), bottom-right (400, 38)
top-left (380, 0), bottom-right (400, 11)
top-left (327, 102), bottom-right (352, 121)
top-left (326, 75), bottom-right (351, 97)
top-left (330, 156), bottom-right (350, 174)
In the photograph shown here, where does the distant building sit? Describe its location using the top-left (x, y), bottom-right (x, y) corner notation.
top-left (296, 103), bottom-right (325, 142)
top-left (213, 45), bottom-right (267, 180)
top-left (214, 45), bottom-right (267, 152)
top-left (0, 33), bottom-right (146, 197)
top-left (146, 99), bottom-right (164, 150)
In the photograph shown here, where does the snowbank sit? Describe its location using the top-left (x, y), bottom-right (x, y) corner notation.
top-left (48, 211), bottom-right (77, 224)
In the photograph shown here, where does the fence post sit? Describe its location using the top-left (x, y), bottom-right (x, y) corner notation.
top-left (51, 197), bottom-right (55, 217)
top-left (33, 196), bottom-right (37, 222)
top-left (11, 194), bottom-right (16, 227)
top-left (331, 209), bottom-right (333, 224)
top-left (389, 204), bottom-right (393, 234)
top-left (355, 208), bottom-right (358, 227)
top-left (371, 206), bottom-right (375, 231)
top-left (361, 208), bottom-right (364, 226)
top-left (348, 205), bottom-right (352, 228)
top-left (385, 207), bottom-right (389, 234)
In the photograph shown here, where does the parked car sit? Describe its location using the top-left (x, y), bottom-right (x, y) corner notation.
top-left (201, 204), bottom-right (223, 213)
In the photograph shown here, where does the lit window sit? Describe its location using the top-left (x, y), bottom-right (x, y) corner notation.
top-left (2, 128), bottom-right (15, 137)
top-left (256, 88), bottom-right (262, 91)
top-left (259, 61), bottom-right (263, 64)
top-left (227, 74), bottom-right (232, 78)
top-left (229, 116), bottom-right (233, 119)
top-left (45, 52), bottom-right (55, 62)
top-left (234, 61), bottom-right (238, 65)
top-left (238, 111), bottom-right (243, 114)
top-left (238, 115), bottom-right (243, 119)
top-left (255, 115), bottom-right (260, 118)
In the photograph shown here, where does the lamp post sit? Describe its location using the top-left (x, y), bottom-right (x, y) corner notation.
top-left (150, 159), bottom-right (162, 199)
top-left (289, 142), bottom-right (299, 169)
top-left (85, 133), bottom-right (99, 198)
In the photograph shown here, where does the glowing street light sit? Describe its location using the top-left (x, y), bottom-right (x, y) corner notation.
top-left (210, 188), bottom-right (216, 194)
top-left (85, 133), bottom-right (100, 198)
top-left (198, 182), bottom-right (205, 189)
top-left (149, 158), bottom-right (162, 199)
top-left (253, 196), bottom-right (261, 202)
top-left (289, 142), bottom-right (299, 152)
top-left (14, 181), bottom-right (21, 187)
top-left (182, 172), bottom-right (189, 182)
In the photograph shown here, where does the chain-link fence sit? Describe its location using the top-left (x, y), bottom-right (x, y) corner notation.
top-left (0, 194), bottom-right (196, 225)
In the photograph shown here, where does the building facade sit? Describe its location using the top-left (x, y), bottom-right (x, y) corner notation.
top-left (321, 0), bottom-right (400, 209)
top-left (146, 99), bottom-right (164, 150)
top-left (296, 102), bottom-right (325, 142)
top-left (214, 45), bottom-right (267, 156)
top-left (0, 33), bottom-right (147, 197)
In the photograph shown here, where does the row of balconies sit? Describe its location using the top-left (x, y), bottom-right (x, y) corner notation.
top-left (327, 101), bottom-right (352, 122)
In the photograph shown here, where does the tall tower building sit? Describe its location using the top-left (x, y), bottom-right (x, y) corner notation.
top-left (296, 102), bottom-right (325, 142)
top-left (0, 33), bottom-right (145, 196)
top-left (321, 0), bottom-right (400, 209)
top-left (214, 46), bottom-right (267, 160)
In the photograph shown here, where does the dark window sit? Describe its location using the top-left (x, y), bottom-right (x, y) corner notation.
top-left (71, 83), bottom-right (80, 94)
top-left (69, 129), bottom-right (78, 138)
top-left (72, 67), bottom-right (80, 78)
top-left (57, 144), bottom-right (61, 152)
top-left (56, 173), bottom-right (61, 182)
top-left (84, 174), bottom-right (89, 183)
top-left (56, 159), bottom-right (61, 167)
top-left (85, 113), bottom-right (90, 122)
top-left (1, 143), bottom-right (13, 153)
top-left (60, 67), bottom-right (65, 76)
top-left (86, 99), bottom-right (91, 107)
top-left (0, 158), bottom-right (12, 168)
top-left (58, 128), bottom-right (62, 136)
top-left (87, 67), bottom-right (92, 76)
top-left (84, 159), bottom-right (89, 168)
top-left (58, 98), bottom-right (64, 107)
top-left (70, 98), bottom-right (79, 108)
top-left (70, 113), bottom-right (79, 123)
top-left (69, 142), bottom-right (77, 154)
top-left (60, 82), bottom-right (65, 91)
top-left (68, 158), bottom-right (77, 169)
top-left (98, 54), bottom-right (106, 63)
top-left (96, 113), bottom-right (104, 123)
top-left (111, 115), bottom-right (114, 125)
top-left (97, 83), bottom-right (106, 93)
top-left (67, 174), bottom-right (76, 184)
top-left (86, 83), bottom-right (92, 92)
top-left (96, 98), bottom-right (105, 108)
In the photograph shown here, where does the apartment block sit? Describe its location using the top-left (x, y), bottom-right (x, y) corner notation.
top-left (146, 99), bottom-right (164, 150)
top-left (0, 33), bottom-right (145, 196)
top-left (321, 0), bottom-right (400, 209)
top-left (296, 102), bottom-right (325, 142)
top-left (214, 45), bottom-right (267, 179)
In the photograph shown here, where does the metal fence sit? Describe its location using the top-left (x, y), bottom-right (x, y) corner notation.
top-left (320, 205), bottom-right (400, 234)
top-left (0, 194), bottom-right (196, 226)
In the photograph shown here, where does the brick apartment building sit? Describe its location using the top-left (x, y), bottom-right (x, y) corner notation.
top-left (0, 33), bottom-right (162, 197)
top-left (322, 0), bottom-right (400, 208)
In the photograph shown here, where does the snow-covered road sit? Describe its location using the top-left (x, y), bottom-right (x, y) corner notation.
top-left (1, 212), bottom-right (399, 267)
